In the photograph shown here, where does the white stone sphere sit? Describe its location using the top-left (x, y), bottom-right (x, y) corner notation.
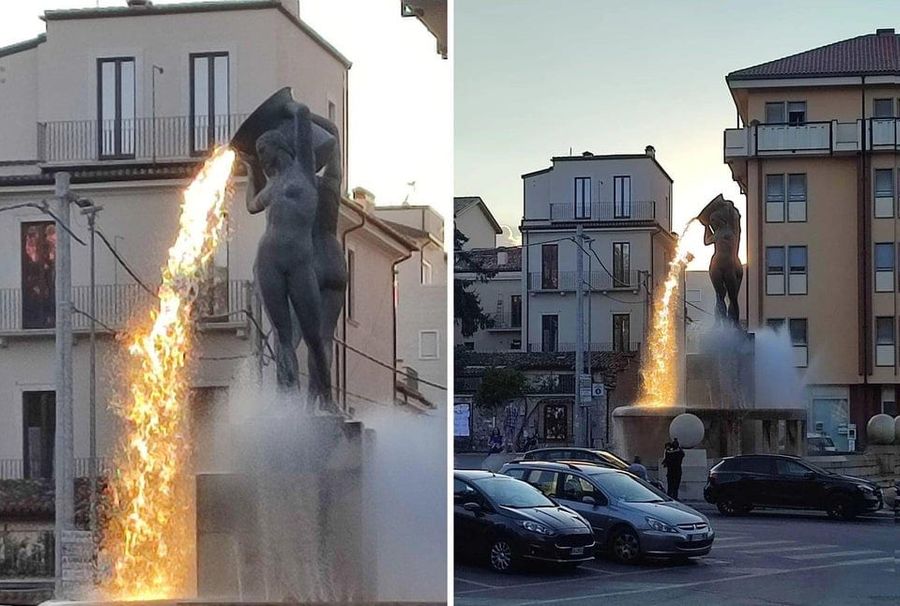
top-left (867, 414), bottom-right (895, 445)
top-left (894, 415), bottom-right (900, 443)
top-left (669, 413), bottom-right (704, 448)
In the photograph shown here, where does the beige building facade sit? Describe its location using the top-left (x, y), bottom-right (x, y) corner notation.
top-left (0, 1), bottom-right (418, 479)
top-left (724, 27), bottom-right (900, 449)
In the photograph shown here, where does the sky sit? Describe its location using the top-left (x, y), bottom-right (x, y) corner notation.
top-left (0, 0), bottom-right (451, 218)
top-left (455, 0), bottom-right (900, 267)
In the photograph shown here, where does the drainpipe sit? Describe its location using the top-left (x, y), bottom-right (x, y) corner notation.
top-left (341, 209), bottom-right (366, 411)
top-left (392, 247), bottom-right (414, 404)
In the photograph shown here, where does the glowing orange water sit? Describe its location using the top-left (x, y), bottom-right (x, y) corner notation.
top-left (638, 220), bottom-right (703, 407)
top-left (101, 147), bottom-right (235, 599)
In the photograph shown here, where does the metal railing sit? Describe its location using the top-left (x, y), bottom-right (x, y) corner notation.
top-left (0, 457), bottom-right (111, 480)
top-left (527, 270), bottom-right (641, 291)
top-left (528, 341), bottom-right (641, 353)
top-left (548, 201), bottom-right (656, 222)
top-left (38, 113), bottom-right (248, 163)
top-left (486, 311), bottom-right (522, 330)
top-left (0, 279), bottom-right (251, 333)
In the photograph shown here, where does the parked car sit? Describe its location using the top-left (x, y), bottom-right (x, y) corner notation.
top-left (500, 461), bottom-right (714, 564)
top-left (704, 454), bottom-right (883, 520)
top-left (453, 470), bottom-right (596, 572)
top-left (807, 434), bottom-right (838, 455)
top-left (521, 447), bottom-right (666, 491)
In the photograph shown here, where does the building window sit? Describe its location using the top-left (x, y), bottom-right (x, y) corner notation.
top-left (421, 258), bottom-right (432, 284)
top-left (612, 313), bottom-right (630, 353)
top-left (876, 316), bottom-right (895, 367)
top-left (686, 289), bottom-right (701, 303)
top-left (789, 318), bottom-right (808, 367)
top-left (190, 52), bottom-right (230, 154)
top-left (541, 314), bottom-right (558, 353)
top-left (97, 57), bottom-right (136, 158)
top-left (874, 169), bottom-right (894, 218)
top-left (766, 246), bottom-right (785, 295)
top-left (765, 174), bottom-right (785, 222)
top-left (787, 246), bottom-right (807, 295)
top-left (541, 244), bottom-right (558, 290)
top-left (346, 249), bottom-right (356, 320)
top-left (543, 403), bottom-right (568, 441)
top-left (787, 101), bottom-right (806, 125)
top-left (418, 330), bottom-right (439, 359)
top-left (23, 391), bottom-right (55, 479)
top-left (612, 242), bottom-right (630, 287)
top-left (788, 174), bottom-right (807, 222)
top-left (613, 176), bottom-right (632, 218)
top-left (873, 98), bottom-right (895, 118)
top-left (574, 177), bottom-right (591, 219)
top-left (875, 243), bottom-right (895, 292)
top-left (510, 295), bottom-right (522, 328)
top-left (21, 221), bottom-right (56, 330)
top-left (765, 101), bottom-right (806, 124)
top-left (463, 341), bottom-right (474, 351)
top-left (766, 318), bottom-right (786, 332)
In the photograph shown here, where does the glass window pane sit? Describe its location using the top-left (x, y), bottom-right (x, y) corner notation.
top-left (788, 246), bottom-right (807, 272)
top-left (193, 57), bottom-right (210, 117)
top-left (766, 247), bottom-right (785, 273)
top-left (787, 101), bottom-right (806, 124)
top-left (874, 98), bottom-right (894, 118)
top-left (788, 174), bottom-right (806, 200)
top-left (766, 318), bottom-right (785, 331)
top-left (875, 169), bottom-right (894, 197)
top-left (120, 60), bottom-right (135, 122)
top-left (765, 102), bottom-right (785, 123)
top-left (876, 317), bottom-right (895, 344)
top-left (789, 319), bottom-right (807, 345)
top-left (875, 243), bottom-right (894, 270)
top-left (101, 61), bottom-right (116, 121)
top-left (213, 55), bottom-right (229, 117)
top-left (766, 175), bottom-right (785, 201)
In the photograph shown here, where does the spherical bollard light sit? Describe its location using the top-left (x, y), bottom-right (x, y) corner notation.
top-left (867, 414), bottom-right (895, 445)
top-left (894, 415), bottom-right (900, 443)
top-left (669, 413), bottom-right (705, 448)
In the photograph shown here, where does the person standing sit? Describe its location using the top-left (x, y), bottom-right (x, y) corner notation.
top-left (627, 456), bottom-right (648, 481)
top-left (488, 427), bottom-right (503, 454)
top-left (663, 439), bottom-right (685, 499)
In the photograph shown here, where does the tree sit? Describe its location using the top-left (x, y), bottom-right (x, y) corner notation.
top-left (454, 228), bottom-right (496, 337)
top-left (476, 367), bottom-right (527, 422)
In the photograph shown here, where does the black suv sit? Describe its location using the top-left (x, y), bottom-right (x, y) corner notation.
top-left (704, 454), bottom-right (883, 520)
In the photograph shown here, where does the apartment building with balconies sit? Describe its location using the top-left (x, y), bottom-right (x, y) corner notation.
top-left (0, 0), bottom-right (418, 485)
top-left (724, 27), bottom-right (900, 450)
top-left (520, 148), bottom-right (676, 356)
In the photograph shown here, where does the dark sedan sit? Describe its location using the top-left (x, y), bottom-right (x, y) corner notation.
top-left (704, 454), bottom-right (883, 520)
top-left (523, 448), bottom-right (665, 490)
top-left (454, 470), bottom-right (596, 572)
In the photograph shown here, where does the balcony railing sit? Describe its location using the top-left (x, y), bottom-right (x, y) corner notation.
top-left (527, 270), bottom-right (641, 292)
top-left (0, 457), bottom-right (111, 480)
top-left (725, 120), bottom-right (863, 158)
top-left (486, 311), bottom-right (522, 330)
top-left (0, 279), bottom-right (251, 334)
top-left (528, 341), bottom-right (641, 354)
top-left (38, 114), bottom-right (248, 164)
top-left (547, 201), bottom-right (656, 222)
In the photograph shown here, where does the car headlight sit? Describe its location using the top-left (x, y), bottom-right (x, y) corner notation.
top-left (856, 484), bottom-right (874, 494)
top-left (645, 517), bottom-right (678, 533)
top-left (519, 520), bottom-right (556, 536)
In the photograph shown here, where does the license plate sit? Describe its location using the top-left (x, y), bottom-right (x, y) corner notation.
top-left (690, 532), bottom-right (706, 542)
top-left (571, 547), bottom-right (584, 556)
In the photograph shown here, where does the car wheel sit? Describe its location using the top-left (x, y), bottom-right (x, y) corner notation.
top-left (716, 497), bottom-right (749, 516)
top-left (609, 527), bottom-right (642, 564)
top-left (488, 538), bottom-right (516, 573)
top-left (826, 495), bottom-right (856, 520)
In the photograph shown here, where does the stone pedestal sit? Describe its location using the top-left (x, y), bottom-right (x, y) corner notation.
top-left (196, 414), bottom-right (375, 602)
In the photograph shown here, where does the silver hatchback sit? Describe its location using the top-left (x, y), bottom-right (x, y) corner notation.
top-left (500, 460), bottom-right (715, 564)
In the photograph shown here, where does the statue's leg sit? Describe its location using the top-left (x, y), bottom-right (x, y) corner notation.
top-left (710, 269), bottom-right (728, 322)
top-left (725, 272), bottom-right (741, 326)
top-left (285, 264), bottom-right (331, 408)
top-left (256, 261), bottom-right (298, 388)
top-left (315, 285), bottom-right (345, 413)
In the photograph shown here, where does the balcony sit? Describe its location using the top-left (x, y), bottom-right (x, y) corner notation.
top-left (527, 342), bottom-right (641, 354)
top-left (527, 270), bottom-right (641, 292)
top-left (547, 201), bottom-right (656, 222)
top-left (37, 114), bottom-right (248, 165)
top-left (0, 279), bottom-right (251, 336)
top-left (486, 311), bottom-right (522, 331)
top-left (724, 120), bottom-right (861, 159)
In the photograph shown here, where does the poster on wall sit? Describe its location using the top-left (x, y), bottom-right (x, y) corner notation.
top-left (21, 221), bottom-right (56, 330)
top-left (454, 401), bottom-right (471, 437)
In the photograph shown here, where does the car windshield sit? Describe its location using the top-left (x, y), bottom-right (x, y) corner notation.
top-left (590, 471), bottom-right (669, 503)
top-left (799, 460), bottom-right (831, 475)
top-left (473, 476), bottom-right (556, 508)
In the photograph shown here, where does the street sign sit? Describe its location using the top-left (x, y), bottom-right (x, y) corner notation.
top-left (591, 383), bottom-right (606, 398)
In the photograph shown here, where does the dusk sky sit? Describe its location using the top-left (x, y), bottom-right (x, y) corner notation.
top-left (0, 0), bottom-right (451, 219)
top-left (455, 0), bottom-right (900, 265)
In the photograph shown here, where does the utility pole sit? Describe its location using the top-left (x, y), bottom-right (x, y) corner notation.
top-left (574, 224), bottom-right (585, 447)
top-left (54, 172), bottom-right (74, 598)
top-left (80, 202), bottom-right (103, 539)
